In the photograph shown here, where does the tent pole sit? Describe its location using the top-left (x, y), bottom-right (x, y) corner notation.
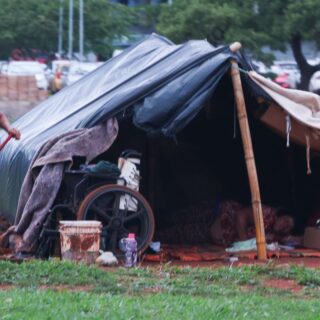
top-left (229, 42), bottom-right (267, 260)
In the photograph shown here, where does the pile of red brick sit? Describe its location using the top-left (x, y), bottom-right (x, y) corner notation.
top-left (0, 75), bottom-right (48, 102)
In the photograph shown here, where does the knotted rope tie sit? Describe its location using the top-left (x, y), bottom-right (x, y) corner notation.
top-left (230, 65), bottom-right (249, 74)
top-left (305, 133), bottom-right (311, 175)
top-left (286, 115), bottom-right (291, 148)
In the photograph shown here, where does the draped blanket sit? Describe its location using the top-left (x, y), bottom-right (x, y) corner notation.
top-left (1, 118), bottom-right (118, 253)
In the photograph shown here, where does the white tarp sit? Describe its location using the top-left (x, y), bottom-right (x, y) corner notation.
top-left (249, 71), bottom-right (320, 130)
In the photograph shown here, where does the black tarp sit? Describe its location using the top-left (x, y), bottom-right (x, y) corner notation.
top-left (0, 33), bottom-right (252, 222)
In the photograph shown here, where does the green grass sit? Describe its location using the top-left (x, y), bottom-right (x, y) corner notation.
top-left (0, 259), bottom-right (117, 288)
top-left (0, 260), bottom-right (320, 319)
top-left (1, 290), bottom-right (320, 320)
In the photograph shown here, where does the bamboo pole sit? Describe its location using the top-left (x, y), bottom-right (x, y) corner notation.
top-left (229, 42), bottom-right (267, 260)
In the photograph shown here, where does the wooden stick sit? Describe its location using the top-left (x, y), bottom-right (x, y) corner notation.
top-left (229, 48), bottom-right (267, 260)
top-left (229, 42), bottom-right (242, 53)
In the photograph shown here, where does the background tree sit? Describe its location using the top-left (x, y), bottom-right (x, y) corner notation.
top-left (0, 0), bottom-right (133, 60)
top-left (79, 0), bottom-right (134, 59)
top-left (254, 0), bottom-right (320, 90)
top-left (157, 0), bottom-right (273, 59)
top-left (157, 0), bottom-right (320, 90)
top-left (0, 0), bottom-right (59, 59)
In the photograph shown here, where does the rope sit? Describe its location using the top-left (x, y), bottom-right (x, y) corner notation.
top-left (305, 133), bottom-right (311, 175)
top-left (285, 115), bottom-right (291, 148)
top-left (248, 59), bottom-right (254, 71)
top-left (230, 64), bottom-right (249, 74)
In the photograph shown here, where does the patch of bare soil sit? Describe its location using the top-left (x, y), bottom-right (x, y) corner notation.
top-left (0, 284), bottom-right (15, 290)
top-left (0, 284), bottom-right (94, 292)
top-left (38, 285), bottom-right (93, 292)
top-left (263, 279), bottom-right (303, 293)
top-left (142, 257), bottom-right (320, 269)
top-left (240, 285), bottom-right (256, 293)
top-left (142, 286), bottom-right (165, 294)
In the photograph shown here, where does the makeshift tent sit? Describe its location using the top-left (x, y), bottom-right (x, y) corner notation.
top-left (1, 34), bottom-right (320, 259)
top-left (0, 34), bottom-right (247, 220)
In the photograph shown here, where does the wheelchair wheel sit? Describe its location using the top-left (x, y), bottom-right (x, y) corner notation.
top-left (77, 184), bottom-right (155, 255)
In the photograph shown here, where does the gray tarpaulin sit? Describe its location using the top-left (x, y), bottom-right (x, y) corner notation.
top-left (0, 34), bottom-right (238, 222)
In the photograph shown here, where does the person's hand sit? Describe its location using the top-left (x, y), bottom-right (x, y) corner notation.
top-left (8, 127), bottom-right (21, 140)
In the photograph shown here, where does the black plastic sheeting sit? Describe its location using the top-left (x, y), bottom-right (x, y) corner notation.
top-left (0, 33), bottom-right (252, 222)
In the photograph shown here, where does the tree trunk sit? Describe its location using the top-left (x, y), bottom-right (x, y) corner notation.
top-left (290, 34), bottom-right (320, 91)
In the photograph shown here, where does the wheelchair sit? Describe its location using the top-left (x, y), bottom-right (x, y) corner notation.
top-left (36, 150), bottom-right (155, 259)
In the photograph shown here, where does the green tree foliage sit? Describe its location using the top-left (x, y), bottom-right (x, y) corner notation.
top-left (79, 0), bottom-right (134, 58)
top-left (255, 0), bottom-right (320, 89)
top-left (0, 0), bottom-right (59, 58)
top-left (0, 0), bottom-right (133, 59)
top-left (157, 0), bottom-right (270, 58)
top-left (157, 0), bottom-right (320, 90)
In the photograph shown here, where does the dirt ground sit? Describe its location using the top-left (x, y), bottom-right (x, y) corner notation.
top-left (142, 257), bottom-right (320, 269)
top-left (1, 216), bottom-right (320, 267)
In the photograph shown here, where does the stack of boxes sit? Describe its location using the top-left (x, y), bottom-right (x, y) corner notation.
top-left (0, 76), bottom-right (8, 98)
top-left (0, 75), bottom-right (48, 102)
top-left (18, 76), bottom-right (31, 101)
top-left (7, 76), bottom-right (19, 101)
top-left (26, 76), bottom-right (38, 102)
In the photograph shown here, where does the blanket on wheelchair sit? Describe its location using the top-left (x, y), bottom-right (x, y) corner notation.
top-left (0, 118), bottom-right (118, 253)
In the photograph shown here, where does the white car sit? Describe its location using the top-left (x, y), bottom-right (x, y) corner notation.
top-left (251, 60), bottom-right (269, 74)
top-left (65, 62), bottom-right (103, 87)
top-left (309, 71), bottom-right (320, 94)
top-left (2, 61), bottom-right (49, 90)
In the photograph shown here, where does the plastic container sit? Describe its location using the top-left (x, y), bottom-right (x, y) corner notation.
top-left (59, 220), bottom-right (102, 264)
top-left (123, 233), bottom-right (138, 267)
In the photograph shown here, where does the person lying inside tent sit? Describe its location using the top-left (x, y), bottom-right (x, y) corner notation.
top-left (0, 112), bottom-right (21, 140)
top-left (210, 202), bottom-right (294, 246)
top-left (155, 200), bottom-right (294, 246)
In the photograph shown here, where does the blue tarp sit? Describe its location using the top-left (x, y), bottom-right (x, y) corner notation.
top-left (0, 34), bottom-right (248, 222)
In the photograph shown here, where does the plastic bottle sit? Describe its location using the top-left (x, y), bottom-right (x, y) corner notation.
top-left (124, 233), bottom-right (137, 267)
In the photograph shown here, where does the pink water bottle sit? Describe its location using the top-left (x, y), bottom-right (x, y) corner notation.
top-left (124, 233), bottom-right (137, 267)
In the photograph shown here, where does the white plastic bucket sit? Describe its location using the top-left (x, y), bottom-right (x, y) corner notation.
top-left (59, 220), bottom-right (102, 264)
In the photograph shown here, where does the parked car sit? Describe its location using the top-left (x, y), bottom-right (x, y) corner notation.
top-left (251, 60), bottom-right (278, 81)
top-left (10, 48), bottom-right (51, 64)
top-left (0, 61), bottom-right (7, 73)
top-left (271, 61), bottom-right (301, 89)
top-left (2, 61), bottom-right (48, 90)
top-left (112, 49), bottom-right (123, 57)
top-left (64, 62), bottom-right (103, 87)
top-left (309, 71), bottom-right (320, 94)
